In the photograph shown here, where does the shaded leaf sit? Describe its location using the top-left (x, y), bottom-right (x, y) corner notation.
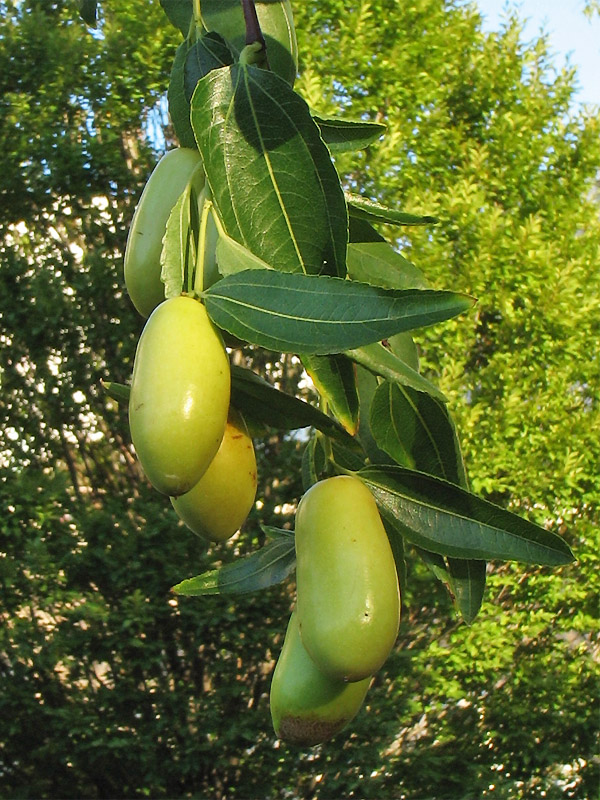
top-left (200, 0), bottom-right (298, 86)
top-left (203, 270), bottom-right (474, 354)
top-left (347, 241), bottom-right (428, 290)
top-left (301, 353), bottom-right (359, 434)
top-left (160, 0), bottom-right (193, 36)
top-left (230, 364), bottom-right (357, 447)
top-left (191, 64), bottom-right (347, 278)
top-left (78, 0), bottom-right (97, 27)
top-left (370, 382), bottom-right (467, 484)
top-left (348, 216), bottom-right (386, 243)
top-left (359, 465), bottom-right (575, 565)
top-left (216, 231), bottom-right (274, 276)
top-left (313, 115), bottom-right (386, 152)
top-left (171, 537), bottom-right (296, 596)
top-left (347, 193), bottom-right (439, 226)
top-left (101, 380), bottom-right (129, 404)
top-left (346, 341), bottom-right (446, 400)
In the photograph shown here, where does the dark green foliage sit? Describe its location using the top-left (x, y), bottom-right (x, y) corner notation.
top-left (0, 1), bottom-right (598, 798)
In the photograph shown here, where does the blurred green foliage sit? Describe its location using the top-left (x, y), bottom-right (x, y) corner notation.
top-left (0, 0), bottom-right (598, 797)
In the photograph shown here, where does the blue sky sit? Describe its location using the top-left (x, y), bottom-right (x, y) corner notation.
top-left (476, 0), bottom-right (600, 107)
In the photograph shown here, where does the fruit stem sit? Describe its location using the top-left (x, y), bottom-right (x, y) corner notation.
top-left (240, 0), bottom-right (269, 68)
top-left (194, 196), bottom-right (213, 296)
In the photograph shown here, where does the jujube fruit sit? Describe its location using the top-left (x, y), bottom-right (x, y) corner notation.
top-left (128, 295), bottom-right (230, 496)
top-left (171, 408), bottom-right (257, 542)
top-left (295, 475), bottom-right (400, 682)
top-left (124, 148), bottom-right (203, 318)
top-left (270, 612), bottom-right (371, 746)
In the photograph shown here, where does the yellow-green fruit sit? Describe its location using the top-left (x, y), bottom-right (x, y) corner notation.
top-left (124, 148), bottom-right (203, 317)
top-left (270, 612), bottom-right (371, 746)
top-left (171, 408), bottom-right (257, 542)
top-left (295, 475), bottom-right (400, 682)
top-left (129, 296), bottom-right (230, 496)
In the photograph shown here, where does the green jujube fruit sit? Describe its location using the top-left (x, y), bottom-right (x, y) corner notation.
top-left (124, 148), bottom-right (203, 317)
top-left (295, 475), bottom-right (401, 682)
top-left (129, 296), bottom-right (230, 496)
top-left (270, 612), bottom-right (371, 746)
top-left (171, 408), bottom-right (257, 541)
top-left (200, 0), bottom-right (298, 86)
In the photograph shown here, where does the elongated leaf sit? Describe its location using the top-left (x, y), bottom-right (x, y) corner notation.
top-left (160, 0), bottom-right (193, 36)
top-left (79, 0), bottom-right (97, 26)
top-left (301, 433), bottom-right (329, 491)
top-left (346, 341), bottom-right (446, 400)
top-left (203, 270), bottom-right (474, 354)
top-left (360, 465), bottom-right (574, 565)
top-left (347, 193), bottom-right (439, 226)
top-left (381, 517), bottom-right (408, 604)
top-left (160, 163), bottom-right (205, 297)
top-left (370, 382), bottom-right (467, 484)
top-left (101, 380), bottom-right (130, 404)
top-left (354, 366), bottom-right (394, 466)
top-left (301, 353), bottom-right (359, 435)
top-left (388, 332), bottom-right (420, 373)
top-left (347, 242), bottom-right (428, 290)
top-left (348, 216), bottom-right (386, 243)
top-left (369, 380), bottom-right (484, 621)
top-left (446, 557), bottom-right (487, 624)
top-left (230, 364), bottom-right (357, 447)
top-left (184, 32), bottom-right (234, 101)
top-left (216, 231), bottom-right (274, 276)
top-left (168, 41), bottom-right (198, 149)
top-left (313, 115), bottom-right (386, 152)
top-left (191, 64), bottom-right (348, 278)
top-left (172, 537), bottom-right (296, 596)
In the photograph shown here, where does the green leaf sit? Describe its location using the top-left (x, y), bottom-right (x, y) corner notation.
top-left (301, 433), bottom-right (329, 492)
top-left (301, 353), bottom-right (359, 435)
top-left (388, 331), bottom-right (420, 373)
top-left (78, 0), bottom-right (97, 27)
top-left (312, 115), bottom-right (386, 152)
top-left (171, 537), bottom-right (296, 596)
top-left (359, 465), bottom-right (575, 565)
top-left (203, 270), bottom-right (474, 354)
top-left (381, 517), bottom-right (408, 604)
top-left (259, 524), bottom-right (294, 539)
top-left (160, 0), bottom-right (193, 36)
top-left (347, 242), bottom-right (428, 290)
top-left (354, 366), bottom-right (394, 466)
top-left (346, 341), bottom-right (446, 400)
top-left (230, 365), bottom-right (357, 447)
top-left (101, 380), bottom-right (130, 404)
top-left (215, 231), bottom-right (274, 276)
top-left (199, 0), bottom-right (298, 86)
top-left (348, 216), bottom-right (386, 243)
top-left (446, 557), bottom-right (487, 625)
top-left (184, 32), bottom-right (234, 102)
top-left (168, 41), bottom-right (198, 149)
top-left (347, 193), bottom-right (439, 226)
top-left (160, 163), bottom-right (205, 297)
top-left (370, 382), bottom-right (468, 484)
top-left (191, 64), bottom-right (348, 278)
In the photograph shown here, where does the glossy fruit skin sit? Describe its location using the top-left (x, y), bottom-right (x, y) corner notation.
top-left (171, 408), bottom-right (257, 542)
top-left (124, 148), bottom-right (203, 318)
top-left (295, 475), bottom-right (400, 682)
top-left (270, 612), bottom-right (370, 746)
top-left (129, 296), bottom-right (230, 496)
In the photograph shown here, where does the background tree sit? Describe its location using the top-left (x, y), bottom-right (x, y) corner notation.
top-left (0, 0), bottom-right (598, 798)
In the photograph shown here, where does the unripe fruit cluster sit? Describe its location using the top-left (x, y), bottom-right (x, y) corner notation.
top-left (124, 150), bottom-right (257, 543)
top-left (270, 475), bottom-right (401, 746)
